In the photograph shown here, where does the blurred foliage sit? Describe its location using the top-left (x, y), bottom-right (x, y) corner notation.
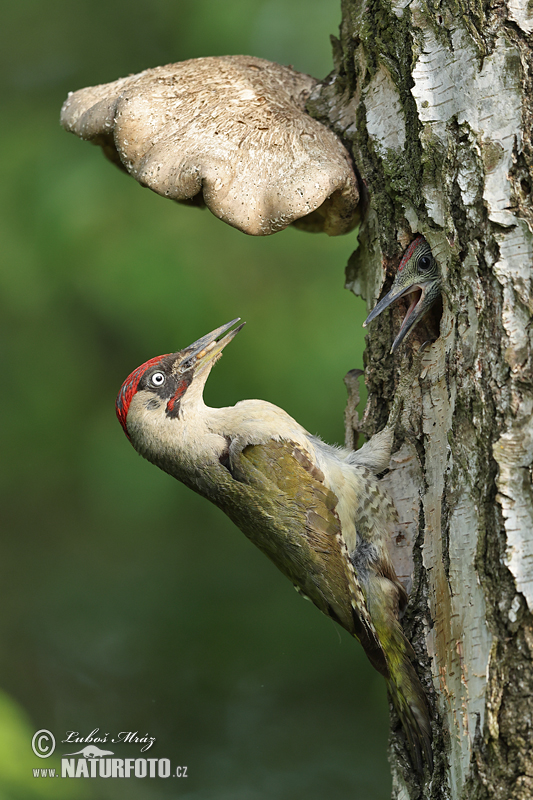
top-left (0, 692), bottom-right (87, 799)
top-left (0, 1), bottom-right (390, 797)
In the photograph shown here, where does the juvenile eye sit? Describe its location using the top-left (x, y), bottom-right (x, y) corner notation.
top-left (418, 255), bottom-right (432, 270)
top-left (150, 372), bottom-right (166, 387)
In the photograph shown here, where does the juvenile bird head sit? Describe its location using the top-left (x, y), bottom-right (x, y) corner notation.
top-left (363, 236), bottom-right (441, 353)
top-left (116, 319), bottom-right (244, 441)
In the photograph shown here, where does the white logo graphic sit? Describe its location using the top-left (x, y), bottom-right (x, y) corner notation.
top-left (63, 745), bottom-right (114, 758)
top-left (32, 730), bottom-right (56, 758)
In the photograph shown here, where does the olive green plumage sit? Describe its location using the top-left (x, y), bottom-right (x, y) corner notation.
top-left (205, 438), bottom-right (431, 771)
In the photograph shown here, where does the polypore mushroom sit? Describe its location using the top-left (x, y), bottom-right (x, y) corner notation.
top-left (61, 56), bottom-right (359, 236)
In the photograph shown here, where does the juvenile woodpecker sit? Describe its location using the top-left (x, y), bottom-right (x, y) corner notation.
top-left (364, 236), bottom-right (441, 352)
top-left (116, 320), bottom-right (432, 770)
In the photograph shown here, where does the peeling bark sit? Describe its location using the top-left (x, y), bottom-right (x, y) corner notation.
top-left (314, 0), bottom-right (533, 797)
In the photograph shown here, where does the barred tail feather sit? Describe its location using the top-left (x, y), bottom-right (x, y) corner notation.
top-left (387, 662), bottom-right (433, 773)
top-left (363, 576), bottom-right (433, 772)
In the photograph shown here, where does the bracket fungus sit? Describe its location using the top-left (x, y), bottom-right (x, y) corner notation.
top-left (61, 55), bottom-right (359, 236)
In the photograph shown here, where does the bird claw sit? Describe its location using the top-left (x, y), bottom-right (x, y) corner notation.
top-left (343, 368), bottom-right (365, 450)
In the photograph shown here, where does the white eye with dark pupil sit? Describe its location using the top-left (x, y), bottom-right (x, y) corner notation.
top-left (150, 372), bottom-right (166, 387)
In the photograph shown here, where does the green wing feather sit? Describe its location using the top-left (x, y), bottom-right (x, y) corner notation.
top-left (220, 438), bottom-right (389, 677)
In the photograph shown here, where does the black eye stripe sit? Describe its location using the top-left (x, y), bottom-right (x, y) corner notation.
top-left (138, 359), bottom-right (196, 400)
top-left (139, 369), bottom-right (171, 395)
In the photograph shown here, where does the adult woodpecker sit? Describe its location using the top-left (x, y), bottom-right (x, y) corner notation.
top-left (364, 236), bottom-right (441, 353)
top-left (116, 320), bottom-right (432, 771)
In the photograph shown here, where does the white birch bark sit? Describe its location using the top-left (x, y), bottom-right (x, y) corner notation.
top-left (310, 1), bottom-right (533, 796)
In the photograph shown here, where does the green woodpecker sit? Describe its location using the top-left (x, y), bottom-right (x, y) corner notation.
top-left (116, 320), bottom-right (432, 771)
top-left (364, 236), bottom-right (441, 352)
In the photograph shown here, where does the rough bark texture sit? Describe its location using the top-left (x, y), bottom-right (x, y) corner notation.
top-left (309, 1), bottom-right (533, 797)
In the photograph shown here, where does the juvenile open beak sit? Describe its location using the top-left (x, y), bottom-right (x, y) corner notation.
top-left (364, 279), bottom-right (440, 353)
top-left (363, 283), bottom-right (412, 329)
top-left (181, 318), bottom-right (245, 373)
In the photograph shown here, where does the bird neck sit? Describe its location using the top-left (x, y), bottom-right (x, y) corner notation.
top-left (126, 387), bottom-right (223, 472)
top-left (129, 390), bottom-right (316, 477)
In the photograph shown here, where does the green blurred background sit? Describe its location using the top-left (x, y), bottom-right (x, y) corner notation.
top-left (1, 1), bottom-right (390, 797)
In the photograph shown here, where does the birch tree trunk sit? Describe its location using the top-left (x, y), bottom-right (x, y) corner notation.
top-left (309, 1), bottom-right (533, 797)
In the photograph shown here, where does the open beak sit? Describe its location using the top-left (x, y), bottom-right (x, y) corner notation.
top-left (181, 318), bottom-right (245, 373)
top-left (363, 280), bottom-right (439, 353)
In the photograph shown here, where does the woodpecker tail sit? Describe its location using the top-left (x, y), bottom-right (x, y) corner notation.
top-left (364, 575), bottom-right (433, 773)
top-left (346, 468), bottom-right (433, 771)
top-left (386, 658), bottom-right (433, 773)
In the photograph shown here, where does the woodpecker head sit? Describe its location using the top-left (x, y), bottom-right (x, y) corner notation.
top-left (116, 319), bottom-right (245, 444)
top-left (363, 236), bottom-right (441, 353)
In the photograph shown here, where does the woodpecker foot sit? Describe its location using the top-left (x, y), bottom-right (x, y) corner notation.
top-left (343, 368), bottom-right (364, 450)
